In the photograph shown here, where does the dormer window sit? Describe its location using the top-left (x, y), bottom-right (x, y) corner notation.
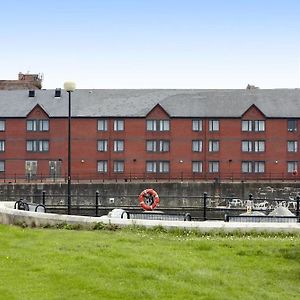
top-left (55, 88), bottom-right (61, 98)
top-left (28, 90), bottom-right (35, 97)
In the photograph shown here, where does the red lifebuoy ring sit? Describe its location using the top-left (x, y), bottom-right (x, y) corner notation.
top-left (138, 189), bottom-right (159, 211)
top-left (292, 169), bottom-right (298, 176)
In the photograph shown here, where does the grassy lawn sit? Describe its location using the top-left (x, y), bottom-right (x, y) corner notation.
top-left (0, 224), bottom-right (299, 300)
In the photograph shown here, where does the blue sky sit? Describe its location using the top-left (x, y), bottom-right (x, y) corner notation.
top-left (1, 0), bottom-right (300, 89)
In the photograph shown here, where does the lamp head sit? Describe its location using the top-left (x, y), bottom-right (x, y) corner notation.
top-left (64, 81), bottom-right (76, 92)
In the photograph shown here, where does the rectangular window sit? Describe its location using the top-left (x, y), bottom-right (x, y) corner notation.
top-left (242, 140), bottom-right (252, 152)
top-left (209, 140), bottom-right (219, 152)
top-left (113, 160), bottom-right (124, 173)
top-left (146, 120), bottom-right (157, 131)
top-left (254, 120), bottom-right (265, 132)
top-left (209, 120), bottom-right (219, 132)
top-left (146, 140), bottom-right (157, 152)
top-left (159, 120), bottom-right (170, 131)
top-left (242, 161), bottom-right (252, 173)
top-left (287, 141), bottom-right (298, 152)
top-left (242, 120), bottom-right (252, 132)
top-left (159, 161), bottom-right (169, 173)
top-left (113, 140), bottom-right (124, 152)
top-left (146, 161), bottom-right (156, 173)
top-left (97, 160), bottom-right (108, 173)
top-left (209, 161), bottom-right (219, 173)
top-left (192, 140), bottom-right (203, 152)
top-left (0, 140), bottom-right (5, 152)
top-left (192, 120), bottom-right (202, 131)
top-left (114, 120), bottom-right (124, 131)
top-left (254, 140), bottom-right (265, 152)
top-left (97, 119), bottom-right (108, 131)
top-left (97, 140), bottom-right (108, 152)
top-left (288, 120), bottom-right (297, 132)
top-left (0, 120), bottom-right (5, 131)
top-left (0, 160), bottom-right (4, 172)
top-left (26, 140), bottom-right (49, 152)
top-left (27, 120), bottom-right (49, 131)
top-left (254, 161), bottom-right (265, 173)
top-left (192, 161), bottom-right (203, 173)
top-left (287, 161), bottom-right (297, 173)
top-left (159, 140), bottom-right (170, 152)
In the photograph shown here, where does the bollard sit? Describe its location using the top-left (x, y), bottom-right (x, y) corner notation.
top-left (296, 195), bottom-right (300, 221)
top-left (42, 191), bottom-right (46, 206)
top-left (203, 192), bottom-right (207, 221)
top-left (95, 190), bottom-right (99, 217)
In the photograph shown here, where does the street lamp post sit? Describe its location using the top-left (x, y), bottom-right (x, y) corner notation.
top-left (64, 81), bottom-right (76, 215)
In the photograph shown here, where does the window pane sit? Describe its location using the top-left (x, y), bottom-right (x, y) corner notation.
top-left (254, 141), bottom-right (265, 152)
top-left (159, 161), bottom-right (169, 173)
top-left (242, 161), bottom-right (252, 173)
top-left (242, 141), bottom-right (252, 152)
top-left (288, 120), bottom-right (297, 132)
top-left (288, 141), bottom-right (297, 152)
top-left (209, 120), bottom-right (219, 131)
top-left (97, 119), bottom-right (107, 131)
top-left (209, 161), bottom-right (219, 173)
top-left (0, 161), bottom-right (4, 172)
top-left (254, 161), bottom-right (265, 173)
top-left (114, 140), bottom-right (124, 152)
top-left (114, 120), bottom-right (124, 131)
top-left (146, 120), bottom-right (156, 131)
top-left (242, 120), bottom-right (251, 132)
top-left (0, 141), bottom-right (4, 152)
top-left (0, 121), bottom-right (5, 131)
top-left (192, 120), bottom-right (202, 131)
top-left (159, 140), bottom-right (170, 152)
top-left (146, 161), bottom-right (156, 172)
top-left (159, 120), bottom-right (170, 131)
top-left (192, 140), bottom-right (202, 152)
top-left (287, 162), bottom-right (297, 173)
top-left (209, 140), bottom-right (219, 152)
top-left (254, 120), bottom-right (265, 132)
top-left (114, 161), bottom-right (124, 172)
top-left (97, 161), bottom-right (107, 173)
top-left (192, 161), bottom-right (203, 173)
top-left (98, 140), bottom-right (108, 152)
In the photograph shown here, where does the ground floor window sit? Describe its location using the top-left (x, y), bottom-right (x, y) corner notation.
top-left (97, 160), bottom-right (108, 173)
top-left (0, 160), bottom-right (4, 172)
top-left (287, 161), bottom-right (297, 173)
top-left (192, 161), bottom-right (203, 173)
top-left (113, 161), bottom-right (124, 173)
top-left (208, 161), bottom-right (219, 173)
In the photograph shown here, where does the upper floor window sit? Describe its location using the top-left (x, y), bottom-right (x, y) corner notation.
top-left (254, 161), bottom-right (265, 173)
top-left (287, 141), bottom-right (298, 152)
top-left (159, 161), bottom-right (169, 173)
top-left (287, 161), bottom-right (297, 173)
top-left (288, 120), bottom-right (297, 132)
top-left (97, 140), bottom-right (108, 152)
top-left (192, 120), bottom-right (203, 131)
top-left (242, 140), bottom-right (252, 152)
top-left (97, 119), bottom-right (108, 131)
top-left (146, 161), bottom-right (170, 173)
top-left (113, 160), bottom-right (124, 173)
top-left (208, 161), bottom-right (219, 173)
top-left (192, 161), bottom-right (203, 173)
top-left (26, 140), bottom-right (49, 152)
top-left (0, 120), bottom-right (5, 131)
top-left (254, 140), bottom-right (265, 152)
top-left (0, 160), bottom-right (4, 172)
top-left (114, 140), bottom-right (124, 152)
top-left (114, 119), bottom-right (124, 131)
top-left (0, 140), bottom-right (5, 152)
top-left (192, 140), bottom-right (203, 152)
top-left (208, 140), bottom-right (219, 152)
top-left (209, 120), bottom-right (219, 132)
top-left (146, 120), bottom-right (170, 131)
top-left (97, 160), bottom-right (108, 173)
top-left (27, 120), bottom-right (49, 131)
top-left (242, 140), bottom-right (265, 152)
top-left (146, 161), bottom-right (156, 173)
top-left (242, 120), bottom-right (265, 132)
top-left (241, 161), bottom-right (252, 173)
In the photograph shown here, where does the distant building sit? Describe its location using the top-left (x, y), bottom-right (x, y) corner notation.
top-left (0, 88), bottom-right (299, 181)
top-left (0, 72), bottom-right (42, 90)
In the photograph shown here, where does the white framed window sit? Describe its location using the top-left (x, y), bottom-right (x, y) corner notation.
top-left (97, 140), bottom-right (108, 152)
top-left (0, 120), bottom-right (5, 131)
top-left (146, 120), bottom-right (170, 131)
top-left (26, 140), bottom-right (49, 152)
top-left (287, 141), bottom-right (298, 152)
top-left (209, 140), bottom-right (219, 152)
top-left (146, 120), bottom-right (157, 131)
top-left (254, 140), bottom-right (265, 152)
top-left (242, 120), bottom-right (252, 131)
top-left (192, 120), bottom-right (202, 131)
top-left (113, 160), bottom-right (124, 173)
top-left (0, 140), bottom-right (5, 152)
top-left (97, 119), bottom-right (108, 131)
top-left (192, 161), bottom-right (203, 173)
top-left (287, 161), bottom-right (297, 173)
top-left (27, 120), bottom-right (49, 131)
top-left (254, 120), bottom-right (265, 132)
top-left (0, 160), bottom-right (4, 172)
top-left (159, 140), bottom-right (170, 152)
top-left (254, 161), bottom-right (265, 173)
top-left (209, 161), bottom-right (219, 173)
top-left (113, 140), bottom-right (124, 152)
top-left (242, 161), bottom-right (252, 173)
top-left (146, 140), bottom-right (157, 152)
top-left (97, 160), bottom-right (108, 173)
top-left (146, 161), bottom-right (156, 173)
top-left (159, 120), bottom-right (170, 131)
top-left (209, 120), bottom-right (219, 132)
top-left (242, 140), bottom-right (252, 152)
top-left (192, 140), bottom-right (203, 152)
top-left (114, 119), bottom-right (124, 131)
top-left (288, 120), bottom-right (297, 132)
top-left (159, 161), bottom-right (169, 173)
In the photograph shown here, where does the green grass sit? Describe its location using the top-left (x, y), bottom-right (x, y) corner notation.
top-left (0, 224), bottom-right (299, 300)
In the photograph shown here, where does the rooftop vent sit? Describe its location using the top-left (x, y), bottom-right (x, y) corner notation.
top-left (246, 84), bottom-right (259, 90)
top-left (28, 90), bottom-right (35, 97)
top-left (55, 88), bottom-right (61, 98)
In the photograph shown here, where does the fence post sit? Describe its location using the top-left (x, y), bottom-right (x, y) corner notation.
top-left (203, 192), bottom-right (207, 221)
top-left (95, 190), bottom-right (99, 217)
top-left (296, 194), bottom-right (300, 221)
top-left (42, 190), bottom-right (46, 206)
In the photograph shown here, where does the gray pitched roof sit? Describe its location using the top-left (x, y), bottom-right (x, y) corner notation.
top-left (0, 89), bottom-right (300, 118)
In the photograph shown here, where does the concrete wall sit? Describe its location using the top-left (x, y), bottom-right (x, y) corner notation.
top-left (0, 182), bottom-right (299, 207)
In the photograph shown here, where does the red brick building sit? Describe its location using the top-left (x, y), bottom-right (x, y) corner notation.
top-left (0, 89), bottom-right (299, 181)
top-left (0, 73), bottom-right (42, 90)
